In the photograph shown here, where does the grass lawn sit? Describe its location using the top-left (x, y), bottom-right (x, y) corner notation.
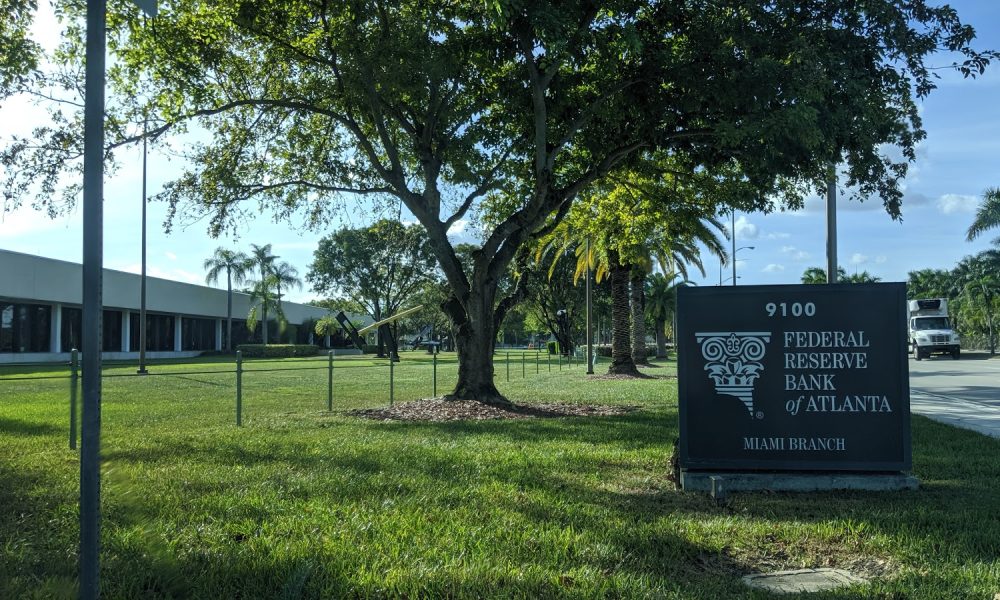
top-left (1, 352), bottom-right (999, 598)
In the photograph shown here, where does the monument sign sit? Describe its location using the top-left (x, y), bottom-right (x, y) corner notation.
top-left (677, 283), bottom-right (910, 472)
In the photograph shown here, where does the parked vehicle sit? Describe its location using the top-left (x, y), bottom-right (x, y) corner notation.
top-left (908, 298), bottom-right (961, 360)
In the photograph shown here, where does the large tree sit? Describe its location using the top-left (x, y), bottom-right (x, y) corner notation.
top-left (0, 0), bottom-right (39, 100)
top-left (308, 219), bottom-right (436, 359)
top-left (3, 1), bottom-right (995, 402)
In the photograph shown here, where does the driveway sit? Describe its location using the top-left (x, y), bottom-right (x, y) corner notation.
top-left (909, 351), bottom-right (1000, 438)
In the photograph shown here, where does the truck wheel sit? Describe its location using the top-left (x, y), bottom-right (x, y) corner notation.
top-left (952, 349), bottom-right (961, 360)
top-left (915, 348), bottom-right (923, 361)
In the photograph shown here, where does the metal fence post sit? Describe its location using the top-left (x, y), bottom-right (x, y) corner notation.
top-left (389, 358), bottom-right (395, 407)
top-left (535, 351), bottom-right (539, 374)
top-left (547, 351), bottom-right (551, 372)
top-left (327, 350), bottom-right (334, 411)
top-left (236, 350), bottom-right (243, 426)
top-left (521, 352), bottom-right (525, 378)
top-left (506, 352), bottom-right (510, 382)
top-left (70, 348), bottom-right (79, 450)
top-left (432, 352), bottom-right (437, 397)
top-left (559, 352), bottom-right (562, 370)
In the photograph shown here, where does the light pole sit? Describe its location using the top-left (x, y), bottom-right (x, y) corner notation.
top-left (137, 110), bottom-right (148, 374)
top-left (585, 237), bottom-right (594, 374)
top-left (732, 245), bottom-right (755, 286)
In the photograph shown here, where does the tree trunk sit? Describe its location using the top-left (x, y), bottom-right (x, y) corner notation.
top-left (609, 252), bottom-right (639, 376)
top-left (630, 268), bottom-right (649, 366)
top-left (262, 304), bottom-right (268, 345)
top-left (444, 291), bottom-right (507, 404)
top-left (225, 269), bottom-right (232, 352)
top-left (655, 317), bottom-right (667, 359)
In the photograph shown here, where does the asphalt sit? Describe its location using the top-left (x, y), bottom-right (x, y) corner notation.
top-left (909, 351), bottom-right (1000, 439)
top-left (910, 390), bottom-right (1000, 438)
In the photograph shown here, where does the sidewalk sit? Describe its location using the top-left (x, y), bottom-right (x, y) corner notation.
top-left (910, 390), bottom-right (1000, 439)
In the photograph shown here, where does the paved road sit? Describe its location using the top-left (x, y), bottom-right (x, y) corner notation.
top-left (909, 351), bottom-right (1000, 438)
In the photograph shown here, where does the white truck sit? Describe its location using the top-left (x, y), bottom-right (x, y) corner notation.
top-left (908, 298), bottom-right (961, 360)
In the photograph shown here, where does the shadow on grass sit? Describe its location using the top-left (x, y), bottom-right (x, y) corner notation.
top-left (6, 407), bottom-right (1000, 597)
top-left (0, 416), bottom-right (63, 437)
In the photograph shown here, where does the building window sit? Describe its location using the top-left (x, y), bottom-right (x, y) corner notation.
top-left (181, 317), bottom-right (216, 351)
top-left (103, 311), bottom-right (122, 352)
top-left (0, 302), bottom-right (51, 353)
top-left (226, 319), bottom-right (254, 348)
top-left (60, 308), bottom-right (124, 352)
top-left (129, 313), bottom-right (175, 351)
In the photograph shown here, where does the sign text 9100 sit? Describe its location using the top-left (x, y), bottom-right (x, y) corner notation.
top-left (765, 302), bottom-right (816, 317)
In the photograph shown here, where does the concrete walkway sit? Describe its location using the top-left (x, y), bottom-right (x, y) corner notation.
top-left (910, 390), bottom-right (1000, 439)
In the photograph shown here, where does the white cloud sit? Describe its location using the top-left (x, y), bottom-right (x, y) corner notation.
top-left (936, 194), bottom-right (978, 215)
top-left (733, 216), bottom-right (758, 240)
top-left (780, 246), bottom-right (811, 262)
top-left (165, 251), bottom-right (178, 261)
top-left (875, 255), bottom-right (887, 264)
top-left (764, 231), bottom-right (791, 240)
top-left (850, 253), bottom-right (868, 265)
top-left (447, 219), bottom-right (468, 237)
top-left (762, 264), bottom-right (785, 273)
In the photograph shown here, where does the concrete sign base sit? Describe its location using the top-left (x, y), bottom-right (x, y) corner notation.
top-left (681, 470), bottom-right (919, 494)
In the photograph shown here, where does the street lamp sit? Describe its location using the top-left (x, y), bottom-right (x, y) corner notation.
top-left (732, 245), bottom-right (755, 286)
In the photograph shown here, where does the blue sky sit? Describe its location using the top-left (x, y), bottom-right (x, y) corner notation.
top-left (1, 0), bottom-right (999, 302)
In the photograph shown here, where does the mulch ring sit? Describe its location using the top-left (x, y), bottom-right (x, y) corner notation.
top-left (588, 372), bottom-right (675, 381)
top-left (348, 398), bottom-right (640, 422)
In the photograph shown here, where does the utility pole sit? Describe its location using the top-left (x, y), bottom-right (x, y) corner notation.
top-left (731, 209), bottom-right (737, 286)
top-left (826, 169), bottom-right (838, 283)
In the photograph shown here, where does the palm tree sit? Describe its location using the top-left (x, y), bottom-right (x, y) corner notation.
top-left (248, 244), bottom-right (278, 344)
top-left (801, 266), bottom-right (847, 284)
top-left (203, 247), bottom-right (251, 351)
top-left (966, 187), bottom-right (1000, 242)
top-left (630, 215), bottom-right (726, 365)
top-left (271, 261), bottom-right (302, 307)
top-left (907, 269), bottom-right (954, 300)
top-left (271, 261), bottom-right (302, 342)
top-left (953, 250), bottom-right (1000, 354)
top-left (842, 270), bottom-right (882, 283)
top-left (645, 273), bottom-right (689, 359)
top-left (246, 275), bottom-right (287, 344)
top-left (536, 220), bottom-right (640, 374)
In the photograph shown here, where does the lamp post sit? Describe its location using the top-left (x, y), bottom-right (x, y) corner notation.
top-left (137, 111), bottom-right (148, 374)
top-left (732, 245), bottom-right (755, 286)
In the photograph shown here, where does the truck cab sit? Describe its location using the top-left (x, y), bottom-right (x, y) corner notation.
top-left (908, 299), bottom-right (961, 360)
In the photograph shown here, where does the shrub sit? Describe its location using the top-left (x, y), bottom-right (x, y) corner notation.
top-left (235, 344), bottom-right (319, 358)
top-left (362, 344), bottom-right (380, 354)
top-left (546, 340), bottom-right (560, 355)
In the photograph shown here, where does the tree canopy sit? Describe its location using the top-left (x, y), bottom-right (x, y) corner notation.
top-left (308, 219), bottom-right (435, 355)
top-left (3, 0), bottom-right (995, 401)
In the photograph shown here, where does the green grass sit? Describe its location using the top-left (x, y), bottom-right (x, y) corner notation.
top-left (1, 352), bottom-right (999, 598)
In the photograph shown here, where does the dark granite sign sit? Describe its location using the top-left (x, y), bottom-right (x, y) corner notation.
top-left (677, 283), bottom-right (910, 471)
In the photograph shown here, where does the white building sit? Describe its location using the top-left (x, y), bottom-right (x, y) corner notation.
top-left (0, 249), bottom-right (351, 363)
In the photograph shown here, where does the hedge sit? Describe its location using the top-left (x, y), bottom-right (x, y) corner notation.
top-left (235, 344), bottom-right (319, 358)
